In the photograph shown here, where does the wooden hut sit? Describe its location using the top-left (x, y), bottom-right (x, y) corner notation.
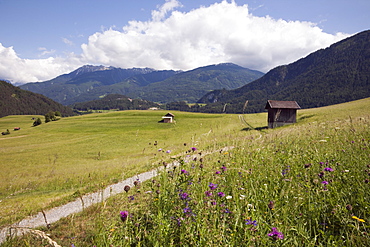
top-left (161, 112), bottom-right (175, 123)
top-left (265, 100), bottom-right (300, 128)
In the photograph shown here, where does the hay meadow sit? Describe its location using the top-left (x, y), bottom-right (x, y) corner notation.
top-left (1, 98), bottom-right (369, 246)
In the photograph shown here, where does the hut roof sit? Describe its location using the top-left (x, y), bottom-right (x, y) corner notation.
top-left (265, 100), bottom-right (301, 109)
top-left (164, 112), bottom-right (175, 117)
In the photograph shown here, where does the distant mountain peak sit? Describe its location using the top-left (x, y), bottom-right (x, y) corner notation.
top-left (71, 65), bottom-right (113, 77)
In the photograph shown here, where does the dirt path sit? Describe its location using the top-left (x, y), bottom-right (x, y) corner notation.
top-left (0, 146), bottom-right (233, 244)
top-left (0, 135), bottom-right (27, 140)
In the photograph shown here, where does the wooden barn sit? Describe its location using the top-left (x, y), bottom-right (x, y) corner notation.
top-left (265, 100), bottom-right (300, 128)
top-left (161, 112), bottom-right (175, 123)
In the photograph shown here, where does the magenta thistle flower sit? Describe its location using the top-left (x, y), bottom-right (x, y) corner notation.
top-left (268, 227), bottom-right (284, 240)
top-left (215, 170), bottom-right (221, 174)
top-left (181, 169), bottom-right (188, 174)
top-left (120, 211), bottom-right (129, 222)
top-left (209, 182), bottom-right (218, 190)
top-left (324, 167), bottom-right (334, 172)
top-left (321, 181), bottom-right (329, 185)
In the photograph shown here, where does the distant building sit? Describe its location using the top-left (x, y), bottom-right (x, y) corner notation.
top-left (160, 112), bottom-right (175, 123)
top-left (265, 100), bottom-right (300, 128)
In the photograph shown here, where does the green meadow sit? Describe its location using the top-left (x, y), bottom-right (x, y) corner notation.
top-left (1, 98), bottom-right (370, 246)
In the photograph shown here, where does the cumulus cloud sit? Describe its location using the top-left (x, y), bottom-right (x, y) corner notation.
top-left (0, 0), bottom-right (349, 84)
top-left (81, 0), bottom-right (348, 72)
top-left (0, 43), bottom-right (82, 83)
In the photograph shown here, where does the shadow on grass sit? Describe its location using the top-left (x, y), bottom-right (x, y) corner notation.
top-left (241, 126), bottom-right (268, 131)
top-left (298, 114), bottom-right (315, 121)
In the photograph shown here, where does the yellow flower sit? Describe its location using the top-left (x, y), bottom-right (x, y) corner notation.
top-left (352, 216), bottom-right (365, 222)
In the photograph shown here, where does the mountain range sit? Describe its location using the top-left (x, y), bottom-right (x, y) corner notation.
top-left (20, 63), bottom-right (264, 105)
top-left (197, 30), bottom-right (370, 113)
top-left (4, 30), bottom-right (370, 117)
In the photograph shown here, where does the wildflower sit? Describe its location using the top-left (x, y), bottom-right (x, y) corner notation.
top-left (215, 170), bottom-right (221, 174)
top-left (226, 195), bottom-right (232, 200)
top-left (352, 216), bottom-right (366, 222)
top-left (221, 166), bottom-right (227, 172)
top-left (179, 192), bottom-right (189, 200)
top-left (318, 172), bottom-right (325, 178)
top-left (158, 148), bottom-right (162, 152)
top-left (324, 167), bottom-right (334, 172)
top-left (120, 211), bottom-right (129, 222)
top-left (218, 192), bottom-right (225, 197)
top-left (268, 227), bottom-right (284, 240)
top-left (181, 169), bottom-right (188, 174)
top-left (321, 181), bottom-right (329, 185)
top-left (128, 195), bottom-right (135, 201)
top-left (205, 191), bottom-right (213, 197)
top-left (268, 201), bottom-right (275, 210)
top-left (191, 147), bottom-right (197, 151)
top-left (245, 219), bottom-right (258, 226)
top-left (209, 182), bottom-right (218, 190)
top-left (166, 150), bottom-right (171, 153)
top-left (304, 163), bottom-right (312, 168)
top-left (224, 208), bottom-right (231, 213)
top-left (124, 185), bottom-right (130, 193)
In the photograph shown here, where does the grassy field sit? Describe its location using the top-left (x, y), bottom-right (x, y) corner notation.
top-left (0, 110), bottom-right (265, 227)
top-left (1, 98), bottom-right (369, 246)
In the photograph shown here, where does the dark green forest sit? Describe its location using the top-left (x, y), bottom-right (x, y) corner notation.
top-left (0, 80), bottom-right (75, 118)
top-left (71, 94), bottom-right (162, 112)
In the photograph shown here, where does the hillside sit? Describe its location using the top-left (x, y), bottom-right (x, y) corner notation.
top-left (0, 80), bottom-right (75, 118)
top-left (198, 30), bottom-right (370, 113)
top-left (20, 63), bottom-right (263, 105)
top-left (71, 94), bottom-right (162, 111)
top-left (127, 63), bottom-right (264, 103)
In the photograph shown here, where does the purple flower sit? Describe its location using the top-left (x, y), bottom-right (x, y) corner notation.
top-left (217, 192), bottom-right (225, 197)
top-left (128, 195), bottom-right (135, 201)
top-left (215, 170), bottom-right (221, 174)
top-left (181, 169), bottom-right (188, 174)
top-left (166, 150), bottom-right (171, 153)
top-left (179, 192), bottom-right (189, 200)
top-left (205, 190), bottom-right (213, 197)
top-left (321, 181), bottom-right (329, 185)
top-left (191, 147), bottom-right (197, 151)
top-left (245, 219), bottom-right (257, 226)
top-left (158, 148), bottom-right (162, 152)
top-left (120, 211), bottom-right (129, 222)
top-left (268, 227), bottom-right (284, 240)
top-left (324, 167), bottom-right (334, 172)
top-left (221, 166), bottom-right (227, 172)
top-left (209, 182), bottom-right (218, 190)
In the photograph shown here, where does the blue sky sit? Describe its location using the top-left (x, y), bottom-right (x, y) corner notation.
top-left (0, 0), bottom-right (369, 83)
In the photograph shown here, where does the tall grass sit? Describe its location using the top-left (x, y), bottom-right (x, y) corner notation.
top-left (1, 98), bottom-right (370, 246)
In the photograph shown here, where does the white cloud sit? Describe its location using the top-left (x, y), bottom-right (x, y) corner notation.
top-left (81, 0), bottom-right (348, 72)
top-left (38, 47), bottom-right (56, 57)
top-left (62, 37), bottom-right (74, 46)
top-left (0, 0), bottom-right (349, 84)
top-left (0, 43), bottom-right (82, 83)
